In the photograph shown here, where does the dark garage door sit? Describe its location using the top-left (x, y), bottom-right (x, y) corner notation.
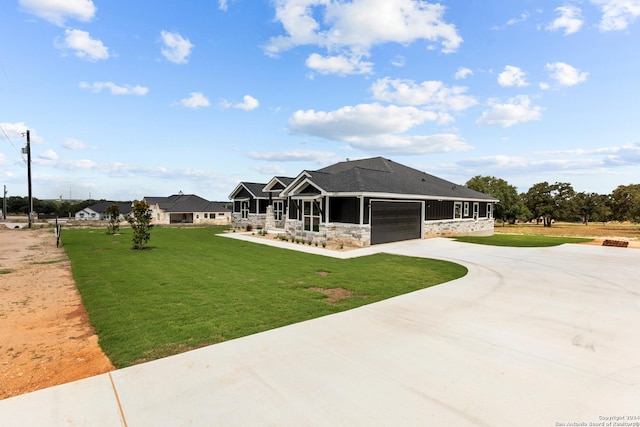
top-left (370, 201), bottom-right (422, 245)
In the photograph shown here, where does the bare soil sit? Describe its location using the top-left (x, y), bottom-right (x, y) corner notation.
top-left (0, 228), bottom-right (114, 401)
top-left (494, 222), bottom-right (640, 248)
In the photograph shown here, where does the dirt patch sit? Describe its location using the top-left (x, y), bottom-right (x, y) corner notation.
top-left (308, 287), bottom-right (354, 304)
top-left (0, 228), bottom-right (114, 400)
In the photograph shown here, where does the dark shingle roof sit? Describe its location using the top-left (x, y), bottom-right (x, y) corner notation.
top-left (145, 194), bottom-right (230, 213)
top-left (87, 201), bottom-right (132, 214)
top-left (241, 183), bottom-right (270, 199)
top-left (305, 157), bottom-right (497, 201)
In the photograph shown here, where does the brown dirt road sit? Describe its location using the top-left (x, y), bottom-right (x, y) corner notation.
top-left (0, 227), bottom-right (114, 400)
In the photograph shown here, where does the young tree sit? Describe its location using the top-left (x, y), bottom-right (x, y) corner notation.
top-left (465, 175), bottom-right (530, 224)
top-left (128, 200), bottom-right (152, 250)
top-left (105, 203), bottom-right (121, 234)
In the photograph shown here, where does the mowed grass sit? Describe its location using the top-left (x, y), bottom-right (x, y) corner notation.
top-left (63, 227), bottom-right (467, 368)
top-left (452, 234), bottom-right (592, 247)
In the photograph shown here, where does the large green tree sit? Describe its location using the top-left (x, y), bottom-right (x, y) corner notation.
top-left (465, 175), bottom-right (530, 223)
top-left (610, 184), bottom-right (640, 222)
top-left (523, 182), bottom-right (575, 227)
top-left (573, 192), bottom-right (612, 224)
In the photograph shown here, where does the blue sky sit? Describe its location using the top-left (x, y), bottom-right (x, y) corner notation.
top-left (1, 0), bottom-right (639, 202)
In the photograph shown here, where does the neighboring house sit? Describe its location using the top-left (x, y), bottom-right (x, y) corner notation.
top-left (74, 202), bottom-right (132, 221)
top-left (230, 157), bottom-right (499, 247)
top-left (228, 179), bottom-right (293, 230)
top-left (144, 193), bottom-right (231, 225)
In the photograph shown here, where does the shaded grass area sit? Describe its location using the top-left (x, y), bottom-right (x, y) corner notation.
top-left (452, 234), bottom-right (592, 247)
top-left (63, 227), bottom-right (467, 368)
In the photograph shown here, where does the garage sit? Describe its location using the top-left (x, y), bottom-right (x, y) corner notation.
top-left (370, 201), bottom-right (422, 245)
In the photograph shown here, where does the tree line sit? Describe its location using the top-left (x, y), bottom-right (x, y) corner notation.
top-left (2, 197), bottom-right (125, 218)
top-left (466, 177), bottom-right (640, 226)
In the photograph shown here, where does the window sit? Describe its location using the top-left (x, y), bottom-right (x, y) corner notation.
top-left (273, 201), bottom-right (284, 221)
top-left (487, 203), bottom-right (493, 218)
top-left (473, 202), bottom-right (479, 220)
top-left (204, 213), bottom-right (208, 219)
top-left (303, 200), bottom-right (320, 232)
top-left (463, 202), bottom-right (469, 217)
top-left (454, 202), bottom-right (462, 219)
top-left (241, 201), bottom-right (249, 219)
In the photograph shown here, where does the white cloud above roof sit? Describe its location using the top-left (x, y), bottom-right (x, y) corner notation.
top-left (454, 67), bottom-right (473, 80)
top-left (370, 77), bottom-right (477, 111)
top-left (476, 95), bottom-right (542, 127)
top-left (288, 103), bottom-right (469, 154)
top-left (19, 0), bottom-right (96, 26)
top-left (160, 31), bottom-right (194, 64)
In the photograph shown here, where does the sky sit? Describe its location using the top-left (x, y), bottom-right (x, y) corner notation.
top-left (1, 0), bottom-right (639, 203)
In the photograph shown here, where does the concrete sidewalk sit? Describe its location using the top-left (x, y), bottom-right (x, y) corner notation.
top-left (1, 237), bottom-right (638, 426)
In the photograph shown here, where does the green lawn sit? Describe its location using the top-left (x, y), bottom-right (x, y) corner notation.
top-left (63, 227), bottom-right (467, 368)
top-left (452, 234), bottom-right (593, 247)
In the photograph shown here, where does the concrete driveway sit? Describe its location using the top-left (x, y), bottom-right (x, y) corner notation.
top-left (1, 237), bottom-right (638, 426)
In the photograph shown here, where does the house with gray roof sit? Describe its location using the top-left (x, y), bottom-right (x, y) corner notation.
top-left (230, 157), bottom-right (498, 246)
top-left (74, 201), bottom-right (132, 221)
top-left (228, 177), bottom-right (293, 229)
top-left (143, 193), bottom-right (231, 225)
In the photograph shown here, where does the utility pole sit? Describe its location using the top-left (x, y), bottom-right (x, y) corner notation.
top-left (2, 185), bottom-right (6, 220)
top-left (22, 130), bottom-right (33, 228)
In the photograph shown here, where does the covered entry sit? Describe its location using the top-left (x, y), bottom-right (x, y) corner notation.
top-left (370, 201), bottom-right (422, 245)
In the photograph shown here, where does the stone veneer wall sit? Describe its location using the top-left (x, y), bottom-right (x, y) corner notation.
top-left (283, 218), bottom-right (493, 246)
top-left (285, 220), bottom-right (370, 247)
top-left (423, 218), bottom-right (494, 237)
top-left (232, 213), bottom-right (266, 230)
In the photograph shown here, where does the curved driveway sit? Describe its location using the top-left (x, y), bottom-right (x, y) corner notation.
top-left (1, 237), bottom-right (638, 426)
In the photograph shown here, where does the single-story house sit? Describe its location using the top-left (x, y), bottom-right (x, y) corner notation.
top-left (230, 157), bottom-right (499, 247)
top-left (144, 193), bottom-right (231, 225)
top-left (74, 202), bottom-right (132, 221)
top-left (228, 177), bottom-right (294, 230)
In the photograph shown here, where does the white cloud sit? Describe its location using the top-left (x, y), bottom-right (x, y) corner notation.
top-left (491, 11), bottom-right (531, 30)
top-left (454, 67), bottom-right (473, 80)
top-left (160, 31), bottom-right (194, 64)
top-left (266, 0), bottom-right (462, 74)
top-left (79, 81), bottom-right (149, 95)
top-left (19, 0), bottom-right (96, 26)
top-left (39, 149), bottom-right (58, 160)
top-left (288, 103), bottom-right (470, 154)
top-left (59, 29), bottom-right (109, 61)
top-left (247, 150), bottom-right (336, 163)
top-left (591, 0), bottom-right (640, 31)
top-left (62, 138), bottom-right (88, 150)
top-left (391, 55), bottom-right (405, 67)
top-left (370, 77), bottom-right (477, 111)
top-left (498, 65), bottom-right (528, 87)
top-left (347, 133), bottom-right (471, 155)
top-left (546, 62), bottom-right (589, 86)
top-left (220, 95), bottom-right (260, 111)
top-left (306, 53), bottom-right (373, 75)
top-left (179, 92), bottom-right (210, 109)
top-left (546, 5), bottom-right (584, 35)
top-left (476, 95), bottom-right (543, 127)
top-left (290, 103), bottom-right (444, 140)
top-left (218, 0), bottom-right (236, 11)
